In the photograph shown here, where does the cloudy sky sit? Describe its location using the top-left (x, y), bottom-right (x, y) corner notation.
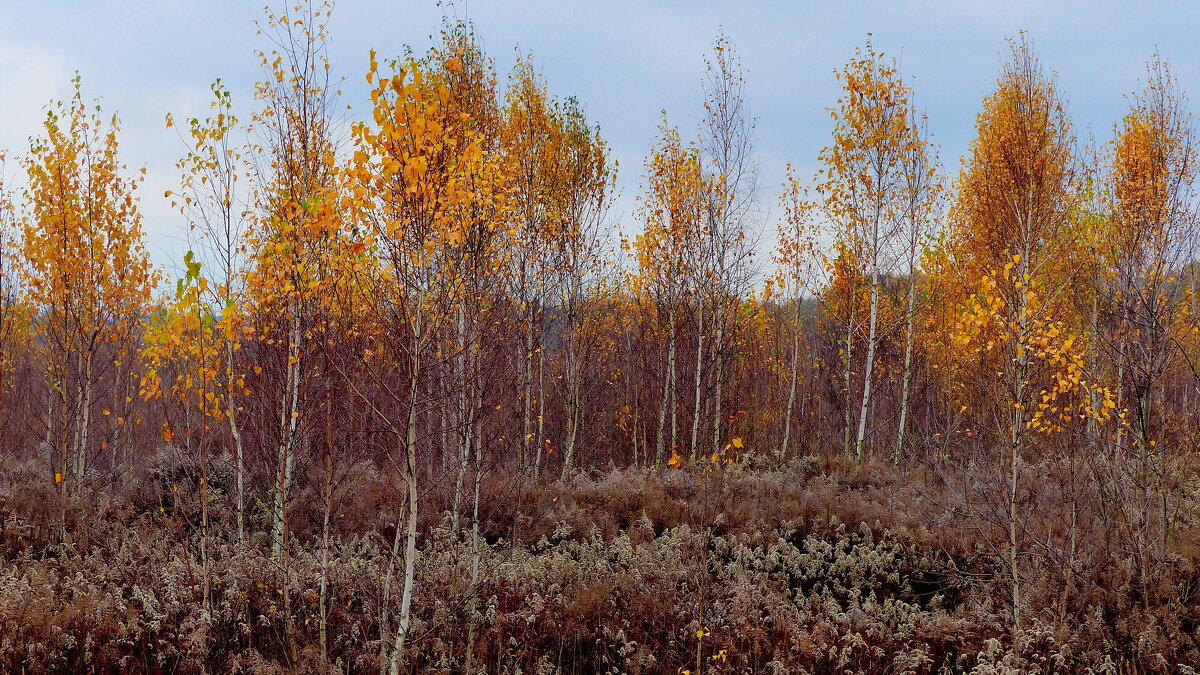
top-left (1, 1), bottom-right (1196, 272)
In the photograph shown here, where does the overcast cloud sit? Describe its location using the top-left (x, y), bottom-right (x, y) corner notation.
top-left (1, 1), bottom-right (1196, 272)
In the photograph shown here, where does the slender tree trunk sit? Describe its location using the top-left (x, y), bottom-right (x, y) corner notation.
top-left (780, 329), bottom-right (801, 463)
top-left (75, 349), bottom-right (94, 481)
top-left (281, 492), bottom-right (298, 665)
top-left (655, 341), bottom-right (668, 467)
top-left (465, 405), bottom-right (484, 668)
top-left (1058, 467), bottom-right (1078, 628)
top-left (272, 308), bottom-right (303, 667)
top-left (855, 242), bottom-right (881, 463)
top-left (319, 353), bottom-right (335, 663)
top-left (1137, 389), bottom-right (1153, 612)
top-left (274, 308), bottom-right (302, 559)
top-left (1114, 305), bottom-right (1128, 456)
top-left (452, 307), bottom-right (469, 531)
top-left (655, 309), bottom-right (677, 468)
top-left (562, 319), bottom-right (582, 481)
top-left (378, 433), bottom-right (405, 675)
top-left (895, 254), bottom-right (918, 468)
top-left (388, 356), bottom-right (422, 675)
top-left (690, 313), bottom-right (705, 461)
top-left (535, 348), bottom-right (546, 477)
top-left (841, 305), bottom-right (856, 458)
top-left (1009, 289), bottom-right (1031, 634)
top-left (1009, 423), bottom-right (1022, 634)
top-left (47, 381), bottom-right (66, 540)
top-left (563, 397), bottom-right (580, 481)
top-left (625, 328), bottom-right (640, 467)
top-left (520, 308), bottom-right (535, 471)
top-left (632, 389), bottom-right (641, 468)
top-left (197, 362), bottom-right (212, 674)
top-left (227, 338), bottom-right (247, 543)
top-left (1085, 291), bottom-right (1100, 455)
top-left (199, 428), bottom-right (211, 613)
top-left (711, 318), bottom-right (725, 458)
top-left (438, 377), bottom-right (449, 475)
top-left (669, 316), bottom-right (679, 457)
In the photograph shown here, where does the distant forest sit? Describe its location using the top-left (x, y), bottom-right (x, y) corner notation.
top-left (1, 2), bottom-right (1199, 673)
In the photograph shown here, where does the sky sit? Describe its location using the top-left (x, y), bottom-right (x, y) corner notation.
top-left (1, 1), bottom-right (1197, 274)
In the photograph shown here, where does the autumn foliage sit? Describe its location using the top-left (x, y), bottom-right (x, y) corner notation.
top-left (2, 6), bottom-right (1200, 674)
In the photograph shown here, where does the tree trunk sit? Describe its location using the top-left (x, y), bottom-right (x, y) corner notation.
top-left (711, 318), bottom-right (725, 458)
top-left (535, 349), bottom-right (546, 478)
top-left (1008, 281), bottom-right (1031, 634)
top-left (273, 308), bottom-right (302, 560)
top-left (465, 405), bottom-right (484, 668)
top-left (655, 309), bottom-right (677, 468)
top-left (378, 439), bottom-right (405, 675)
top-left (227, 338), bottom-right (247, 543)
top-left (319, 354), bottom-right (335, 663)
top-left (520, 309), bottom-right (535, 471)
top-left (670, 320), bottom-right (679, 457)
top-left (388, 359), bottom-right (421, 675)
top-left (780, 329), bottom-right (801, 463)
top-left (562, 320), bottom-right (582, 481)
top-left (689, 313), bottom-right (705, 462)
top-left (854, 240), bottom-right (881, 463)
top-left (452, 306), bottom-right (469, 531)
top-left (48, 383), bottom-right (66, 541)
top-left (199, 426), bottom-right (211, 614)
top-left (74, 349), bottom-right (94, 481)
top-left (894, 253), bottom-right (918, 468)
top-left (841, 305), bottom-right (856, 458)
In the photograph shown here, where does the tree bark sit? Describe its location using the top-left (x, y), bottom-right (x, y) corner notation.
top-left (273, 307), bottom-right (302, 560)
top-left (854, 215), bottom-right (882, 463)
top-left (388, 356), bottom-right (422, 675)
top-left (894, 248), bottom-right (918, 468)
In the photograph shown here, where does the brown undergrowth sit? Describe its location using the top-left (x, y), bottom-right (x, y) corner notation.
top-left (1, 452), bottom-right (1197, 673)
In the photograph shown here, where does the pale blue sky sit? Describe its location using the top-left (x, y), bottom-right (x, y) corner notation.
top-left (1, 1), bottom-right (1195, 271)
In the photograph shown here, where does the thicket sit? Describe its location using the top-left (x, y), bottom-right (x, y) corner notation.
top-left (2, 2), bottom-right (1200, 673)
top-left (5, 456), bottom-right (1199, 673)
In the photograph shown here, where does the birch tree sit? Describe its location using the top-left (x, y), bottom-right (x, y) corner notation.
top-left (19, 76), bottom-right (156, 509)
top-left (818, 42), bottom-right (914, 462)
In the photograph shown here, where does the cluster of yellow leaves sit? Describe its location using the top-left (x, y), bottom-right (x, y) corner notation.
top-left (244, 0), bottom-right (358, 334)
top-left (817, 42), bottom-right (916, 249)
top-left (666, 437), bottom-right (744, 472)
top-left (927, 36), bottom-right (1088, 425)
top-left (1024, 326), bottom-right (1118, 433)
top-left (774, 165), bottom-right (819, 303)
top-left (632, 124), bottom-right (709, 306)
top-left (945, 35), bottom-right (1077, 297)
top-left (0, 159), bottom-right (31, 389)
top-left (344, 44), bottom-right (505, 333)
top-left (141, 252), bottom-right (230, 424)
top-left (502, 53), bottom-right (613, 315)
top-left (953, 256), bottom-right (1114, 434)
top-left (19, 76), bottom-right (158, 356)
